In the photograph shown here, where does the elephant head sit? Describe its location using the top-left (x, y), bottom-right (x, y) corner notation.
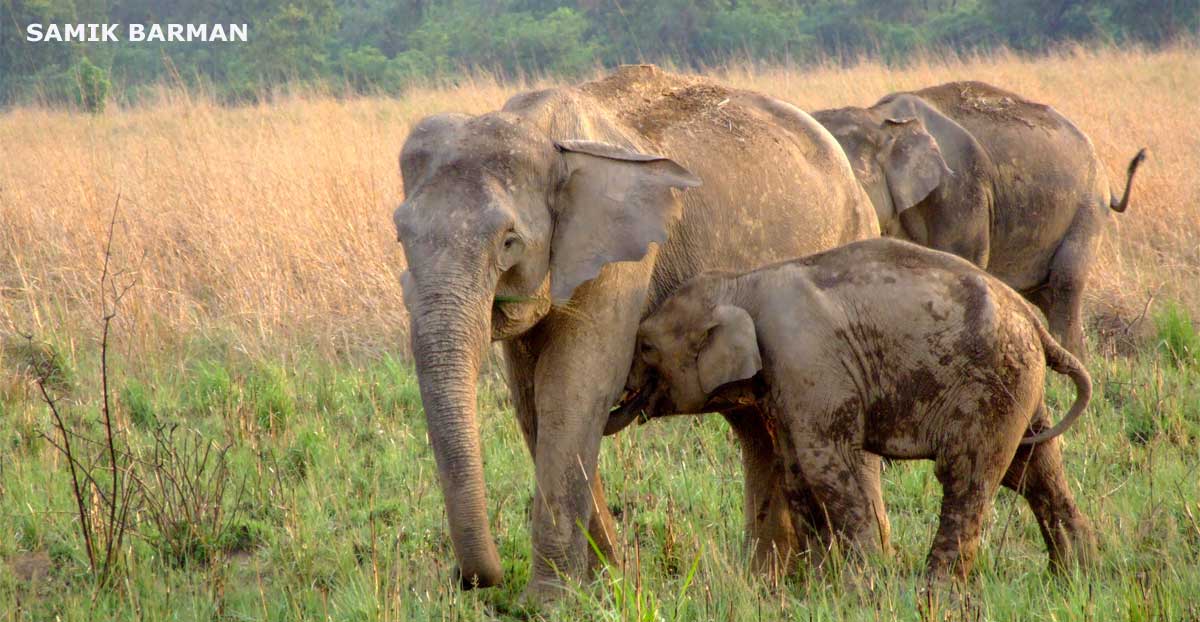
top-left (609, 273), bottom-right (762, 433)
top-left (813, 108), bottom-right (952, 233)
top-left (393, 112), bottom-right (699, 588)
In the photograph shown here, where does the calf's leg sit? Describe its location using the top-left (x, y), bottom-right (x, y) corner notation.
top-left (1002, 405), bottom-right (1095, 571)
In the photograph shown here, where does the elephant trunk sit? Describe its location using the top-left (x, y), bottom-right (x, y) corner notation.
top-left (409, 282), bottom-right (501, 589)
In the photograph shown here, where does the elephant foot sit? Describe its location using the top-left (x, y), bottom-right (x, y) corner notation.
top-left (831, 556), bottom-right (883, 601)
top-left (917, 581), bottom-right (980, 621)
top-left (451, 563), bottom-right (502, 590)
top-left (517, 578), bottom-right (572, 610)
top-left (1046, 514), bottom-right (1097, 574)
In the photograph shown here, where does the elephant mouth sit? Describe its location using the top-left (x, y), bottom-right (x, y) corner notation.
top-left (604, 383), bottom-right (657, 436)
top-left (700, 376), bottom-right (765, 412)
top-left (604, 374), bottom-right (765, 436)
top-left (490, 294), bottom-right (551, 340)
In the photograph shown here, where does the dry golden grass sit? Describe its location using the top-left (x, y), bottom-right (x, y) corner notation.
top-left (1, 45), bottom-right (1197, 356)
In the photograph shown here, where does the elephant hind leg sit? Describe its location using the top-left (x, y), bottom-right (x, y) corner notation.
top-left (1002, 404), bottom-right (1095, 571)
top-left (1029, 212), bottom-right (1100, 360)
top-left (926, 445), bottom-right (1011, 583)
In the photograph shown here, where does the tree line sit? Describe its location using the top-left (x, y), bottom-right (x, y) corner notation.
top-left (1, 0), bottom-right (1196, 108)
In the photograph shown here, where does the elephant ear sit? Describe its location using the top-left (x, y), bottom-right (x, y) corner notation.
top-left (881, 117), bottom-right (951, 214)
top-left (697, 305), bottom-right (762, 395)
top-left (550, 140), bottom-right (701, 302)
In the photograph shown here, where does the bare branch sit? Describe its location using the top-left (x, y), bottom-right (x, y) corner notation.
top-left (31, 193), bottom-right (140, 588)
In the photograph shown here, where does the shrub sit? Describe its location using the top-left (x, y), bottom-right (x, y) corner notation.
top-left (73, 57), bottom-right (109, 113)
top-left (3, 337), bottom-right (73, 394)
top-left (1154, 301), bottom-right (1199, 368)
top-left (218, 518), bottom-right (271, 553)
top-left (135, 426), bottom-right (246, 567)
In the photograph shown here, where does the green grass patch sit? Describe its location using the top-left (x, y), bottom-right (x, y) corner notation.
top-left (187, 359), bottom-right (237, 417)
top-left (245, 363), bottom-right (296, 431)
top-left (119, 379), bottom-right (157, 429)
top-left (1, 328), bottom-right (1197, 620)
top-left (1155, 301), bottom-right (1200, 368)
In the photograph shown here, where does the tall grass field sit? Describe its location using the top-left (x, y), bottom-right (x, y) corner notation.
top-left (1, 46), bottom-right (1198, 620)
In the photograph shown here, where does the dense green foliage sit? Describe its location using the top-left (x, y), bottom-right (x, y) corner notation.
top-left (2, 0), bottom-right (1197, 104)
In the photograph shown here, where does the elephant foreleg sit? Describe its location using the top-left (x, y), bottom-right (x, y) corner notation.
top-left (521, 273), bottom-right (651, 602)
top-left (722, 406), bottom-right (890, 576)
top-left (899, 186), bottom-right (992, 270)
top-left (722, 406), bottom-right (805, 576)
top-left (503, 338), bottom-right (621, 577)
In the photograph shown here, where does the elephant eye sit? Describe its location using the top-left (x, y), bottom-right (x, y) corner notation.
top-left (502, 232), bottom-right (521, 251)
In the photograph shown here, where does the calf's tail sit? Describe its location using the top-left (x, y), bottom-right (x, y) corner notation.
top-left (1021, 319), bottom-right (1092, 445)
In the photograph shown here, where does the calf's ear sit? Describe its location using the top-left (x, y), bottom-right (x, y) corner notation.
top-left (697, 305), bottom-right (761, 394)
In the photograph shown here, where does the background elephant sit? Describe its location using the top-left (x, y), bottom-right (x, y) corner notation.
top-left (812, 81), bottom-right (1145, 357)
top-left (393, 65), bottom-right (879, 600)
top-left (618, 238), bottom-right (1096, 581)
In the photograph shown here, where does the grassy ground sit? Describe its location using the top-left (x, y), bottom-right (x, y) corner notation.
top-left (1, 45), bottom-right (1199, 620)
top-left (1, 324), bottom-right (1198, 620)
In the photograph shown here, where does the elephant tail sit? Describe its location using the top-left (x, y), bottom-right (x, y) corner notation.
top-left (1021, 319), bottom-right (1092, 445)
top-left (1109, 148), bottom-right (1147, 213)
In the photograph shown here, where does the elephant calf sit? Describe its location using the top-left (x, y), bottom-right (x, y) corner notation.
top-left (613, 238), bottom-right (1096, 582)
top-left (813, 81), bottom-right (1146, 358)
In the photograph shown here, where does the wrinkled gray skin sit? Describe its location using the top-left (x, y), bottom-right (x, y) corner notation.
top-left (393, 65), bottom-right (879, 601)
top-left (812, 81), bottom-right (1146, 358)
top-left (618, 238), bottom-right (1096, 581)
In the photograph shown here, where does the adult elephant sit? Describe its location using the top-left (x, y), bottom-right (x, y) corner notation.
top-left (812, 81), bottom-right (1145, 358)
top-left (393, 65), bottom-right (879, 601)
